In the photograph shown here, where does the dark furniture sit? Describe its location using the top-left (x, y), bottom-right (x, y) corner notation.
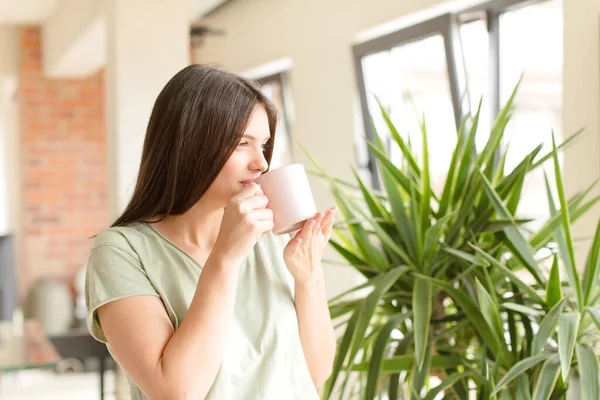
top-left (49, 328), bottom-right (114, 400)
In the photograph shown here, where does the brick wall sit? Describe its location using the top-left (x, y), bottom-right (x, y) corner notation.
top-left (18, 27), bottom-right (108, 295)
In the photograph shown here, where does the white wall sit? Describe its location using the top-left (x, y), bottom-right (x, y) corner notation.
top-left (0, 26), bottom-right (19, 236)
top-left (42, 0), bottom-right (106, 78)
top-left (563, 0), bottom-right (600, 263)
top-left (194, 0), bottom-right (600, 292)
top-left (104, 0), bottom-right (190, 216)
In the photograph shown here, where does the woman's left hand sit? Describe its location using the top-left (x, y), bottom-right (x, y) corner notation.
top-left (283, 206), bottom-right (337, 285)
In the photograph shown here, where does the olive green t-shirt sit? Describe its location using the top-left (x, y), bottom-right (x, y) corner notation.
top-left (85, 222), bottom-right (319, 400)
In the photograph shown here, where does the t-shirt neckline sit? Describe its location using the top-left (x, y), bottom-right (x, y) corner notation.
top-left (142, 222), bottom-right (204, 269)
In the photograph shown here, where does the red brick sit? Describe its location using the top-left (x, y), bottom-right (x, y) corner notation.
top-left (18, 28), bottom-right (109, 296)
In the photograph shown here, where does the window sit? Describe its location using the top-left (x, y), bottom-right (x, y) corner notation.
top-left (498, 1), bottom-right (563, 229)
top-left (354, 0), bottom-right (563, 228)
top-left (362, 34), bottom-right (457, 195)
top-left (257, 73), bottom-right (293, 170)
top-left (353, 14), bottom-right (468, 192)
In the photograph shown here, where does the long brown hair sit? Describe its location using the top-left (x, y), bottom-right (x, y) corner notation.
top-left (111, 64), bottom-right (278, 228)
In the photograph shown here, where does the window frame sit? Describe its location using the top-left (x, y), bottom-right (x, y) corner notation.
top-left (352, 0), bottom-right (548, 188)
top-left (256, 71), bottom-right (295, 165)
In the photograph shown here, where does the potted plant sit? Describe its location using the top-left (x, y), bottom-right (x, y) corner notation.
top-left (307, 84), bottom-right (600, 399)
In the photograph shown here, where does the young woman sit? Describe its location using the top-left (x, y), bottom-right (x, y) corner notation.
top-left (85, 64), bottom-right (337, 400)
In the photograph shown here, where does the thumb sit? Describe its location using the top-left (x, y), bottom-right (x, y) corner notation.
top-left (286, 236), bottom-right (303, 256)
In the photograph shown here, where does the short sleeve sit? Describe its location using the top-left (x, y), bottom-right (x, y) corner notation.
top-left (85, 242), bottom-right (159, 343)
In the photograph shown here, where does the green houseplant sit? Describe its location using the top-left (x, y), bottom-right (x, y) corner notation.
top-left (307, 84), bottom-right (600, 399)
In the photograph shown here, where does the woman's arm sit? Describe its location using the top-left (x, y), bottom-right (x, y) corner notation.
top-left (283, 207), bottom-right (338, 388)
top-left (294, 269), bottom-right (336, 388)
top-left (98, 253), bottom-right (238, 400)
top-left (97, 183), bottom-right (271, 399)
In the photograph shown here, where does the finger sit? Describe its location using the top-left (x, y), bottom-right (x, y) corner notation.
top-left (256, 219), bottom-right (274, 233)
top-left (294, 238), bottom-right (303, 254)
top-left (238, 194), bottom-right (269, 213)
top-left (300, 219), bottom-right (315, 242)
top-left (232, 182), bottom-right (264, 203)
top-left (312, 213), bottom-right (323, 236)
top-left (249, 208), bottom-right (273, 221)
top-left (320, 209), bottom-right (335, 228)
top-left (287, 236), bottom-right (303, 255)
top-left (321, 207), bottom-right (336, 237)
top-left (322, 214), bottom-right (334, 241)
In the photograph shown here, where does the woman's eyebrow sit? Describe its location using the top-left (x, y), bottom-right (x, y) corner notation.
top-left (242, 134), bottom-right (271, 142)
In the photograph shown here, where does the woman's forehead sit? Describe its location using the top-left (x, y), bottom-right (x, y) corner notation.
top-left (243, 106), bottom-right (271, 141)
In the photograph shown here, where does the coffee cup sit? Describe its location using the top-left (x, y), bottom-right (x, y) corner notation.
top-left (255, 163), bottom-right (317, 235)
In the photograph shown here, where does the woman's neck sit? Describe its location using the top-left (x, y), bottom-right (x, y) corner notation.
top-left (151, 199), bottom-right (224, 253)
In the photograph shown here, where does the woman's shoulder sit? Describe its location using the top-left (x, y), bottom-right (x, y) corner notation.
top-left (91, 222), bottom-right (149, 252)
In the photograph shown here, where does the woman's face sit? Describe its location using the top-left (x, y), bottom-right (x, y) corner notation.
top-left (206, 105), bottom-right (271, 206)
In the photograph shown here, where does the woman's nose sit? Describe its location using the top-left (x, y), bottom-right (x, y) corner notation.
top-left (251, 149), bottom-right (268, 172)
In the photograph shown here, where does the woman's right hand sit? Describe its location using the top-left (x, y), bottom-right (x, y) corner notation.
top-left (212, 183), bottom-right (273, 266)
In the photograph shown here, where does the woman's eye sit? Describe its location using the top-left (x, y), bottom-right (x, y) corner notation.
top-left (238, 141), bottom-right (270, 150)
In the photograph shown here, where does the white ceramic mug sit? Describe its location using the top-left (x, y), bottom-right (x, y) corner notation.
top-left (255, 163), bottom-right (317, 235)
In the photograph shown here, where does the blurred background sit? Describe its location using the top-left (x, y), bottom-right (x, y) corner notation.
top-left (0, 0), bottom-right (598, 398)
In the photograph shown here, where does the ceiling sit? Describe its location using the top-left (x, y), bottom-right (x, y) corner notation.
top-left (0, 0), bottom-right (226, 24)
